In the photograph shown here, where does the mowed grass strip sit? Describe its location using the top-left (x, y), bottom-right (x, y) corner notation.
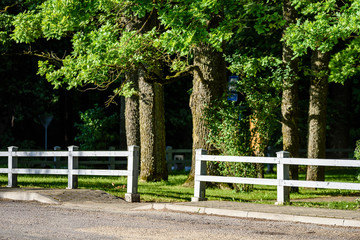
top-left (0, 168), bottom-right (359, 210)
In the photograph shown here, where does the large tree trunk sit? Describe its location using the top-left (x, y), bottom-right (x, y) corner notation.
top-left (306, 50), bottom-right (330, 182)
top-left (139, 69), bottom-right (168, 181)
top-left (125, 72), bottom-right (140, 147)
top-left (281, 0), bottom-right (300, 188)
top-left (185, 43), bottom-right (227, 186)
top-left (124, 9), bottom-right (167, 182)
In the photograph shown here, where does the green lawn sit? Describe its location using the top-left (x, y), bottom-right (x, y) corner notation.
top-left (0, 167), bottom-right (359, 210)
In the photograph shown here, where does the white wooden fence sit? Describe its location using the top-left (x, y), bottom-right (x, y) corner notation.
top-left (0, 145), bottom-right (140, 202)
top-left (192, 149), bottom-right (360, 204)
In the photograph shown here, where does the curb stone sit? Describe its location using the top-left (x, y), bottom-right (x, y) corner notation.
top-left (0, 191), bottom-right (60, 204)
top-left (135, 203), bottom-right (360, 228)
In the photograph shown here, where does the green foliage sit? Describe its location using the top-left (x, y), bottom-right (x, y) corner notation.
top-left (283, 0), bottom-right (360, 84)
top-left (114, 81), bottom-right (137, 98)
top-left (0, 10), bottom-right (13, 47)
top-left (12, 0), bottom-right (167, 99)
top-left (205, 99), bottom-right (256, 192)
top-left (9, 0), bottom-right (288, 99)
top-left (157, 0), bottom-right (237, 54)
top-left (355, 140), bottom-right (360, 160)
top-left (11, 10), bottom-right (43, 44)
top-left (329, 38), bottom-right (360, 83)
top-left (284, 0), bottom-right (360, 56)
top-left (227, 54), bottom-right (285, 153)
top-left (206, 99), bottom-right (251, 156)
top-left (75, 105), bottom-right (120, 150)
top-left (243, 1), bottom-right (285, 35)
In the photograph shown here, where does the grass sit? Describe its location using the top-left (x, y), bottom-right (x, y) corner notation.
top-left (0, 168), bottom-right (360, 210)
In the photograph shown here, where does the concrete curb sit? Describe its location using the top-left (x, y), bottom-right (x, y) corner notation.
top-left (133, 203), bottom-right (360, 228)
top-left (0, 192), bottom-right (60, 205)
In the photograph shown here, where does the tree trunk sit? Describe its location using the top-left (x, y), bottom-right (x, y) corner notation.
top-left (185, 43), bottom-right (227, 186)
top-left (307, 50), bottom-right (330, 182)
top-left (125, 72), bottom-right (140, 147)
top-left (139, 69), bottom-right (168, 181)
top-left (282, 0), bottom-right (300, 189)
top-left (125, 9), bottom-right (167, 182)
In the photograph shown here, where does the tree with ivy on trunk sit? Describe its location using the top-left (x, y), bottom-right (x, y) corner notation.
top-left (157, 1), bottom-right (239, 185)
top-left (284, 0), bottom-right (360, 181)
top-left (159, 0), bottom-right (287, 183)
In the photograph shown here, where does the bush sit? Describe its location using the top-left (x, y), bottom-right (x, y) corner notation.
top-left (355, 140), bottom-right (360, 160)
top-left (75, 105), bottom-right (120, 150)
top-left (205, 99), bottom-right (256, 192)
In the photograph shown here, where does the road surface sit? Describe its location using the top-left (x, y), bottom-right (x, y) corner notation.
top-left (1, 199), bottom-right (359, 240)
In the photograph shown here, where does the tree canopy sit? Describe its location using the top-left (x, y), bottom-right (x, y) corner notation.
top-left (2, 0), bottom-right (360, 183)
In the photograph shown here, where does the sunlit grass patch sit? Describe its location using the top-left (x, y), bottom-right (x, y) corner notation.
top-left (1, 169), bottom-right (359, 210)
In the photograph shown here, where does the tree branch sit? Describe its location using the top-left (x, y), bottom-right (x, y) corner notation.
top-left (0, 2), bottom-right (18, 13)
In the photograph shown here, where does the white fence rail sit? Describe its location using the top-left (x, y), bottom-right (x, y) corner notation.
top-left (192, 149), bottom-right (360, 204)
top-left (0, 145), bottom-right (140, 202)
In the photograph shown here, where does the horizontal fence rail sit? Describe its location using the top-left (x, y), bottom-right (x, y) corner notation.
top-left (0, 145), bottom-right (140, 202)
top-left (192, 149), bottom-right (360, 204)
top-left (164, 147), bottom-right (355, 172)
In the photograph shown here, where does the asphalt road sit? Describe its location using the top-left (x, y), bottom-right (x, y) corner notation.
top-left (1, 199), bottom-right (360, 240)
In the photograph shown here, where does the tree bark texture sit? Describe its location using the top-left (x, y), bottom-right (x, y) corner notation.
top-left (281, 0), bottom-right (300, 185)
top-left (139, 70), bottom-right (168, 182)
top-left (125, 72), bottom-right (140, 147)
top-left (307, 50), bottom-right (330, 182)
top-left (124, 9), bottom-right (167, 182)
top-left (185, 44), bottom-right (227, 186)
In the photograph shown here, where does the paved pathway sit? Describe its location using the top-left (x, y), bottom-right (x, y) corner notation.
top-left (1, 187), bottom-right (360, 228)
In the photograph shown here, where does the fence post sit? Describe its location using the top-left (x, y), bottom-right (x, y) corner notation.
top-left (67, 146), bottom-right (79, 189)
top-left (192, 149), bottom-right (207, 202)
top-left (276, 151), bottom-right (290, 205)
top-left (7, 146), bottom-right (18, 188)
top-left (166, 146), bottom-right (173, 172)
top-left (125, 145), bottom-right (140, 202)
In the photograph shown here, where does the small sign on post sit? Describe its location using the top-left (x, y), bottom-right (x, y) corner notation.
top-left (39, 113), bottom-right (53, 150)
top-left (227, 75), bottom-right (239, 102)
